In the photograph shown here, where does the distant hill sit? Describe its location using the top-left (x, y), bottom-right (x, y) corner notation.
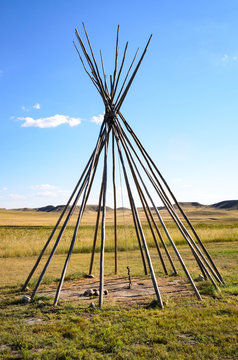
top-left (210, 200), bottom-right (238, 210)
top-left (11, 200), bottom-right (238, 212)
top-left (174, 202), bottom-right (204, 208)
top-left (27, 205), bottom-right (113, 213)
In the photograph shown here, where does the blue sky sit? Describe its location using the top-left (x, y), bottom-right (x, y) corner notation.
top-left (0, 0), bottom-right (237, 209)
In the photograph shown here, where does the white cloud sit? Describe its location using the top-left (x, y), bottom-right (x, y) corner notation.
top-left (21, 105), bottom-right (28, 111)
top-left (18, 114), bottom-right (82, 128)
top-left (9, 193), bottom-right (25, 199)
top-left (30, 184), bottom-right (57, 190)
top-left (33, 189), bottom-right (71, 198)
top-left (34, 191), bottom-right (58, 198)
top-left (91, 114), bottom-right (104, 124)
top-left (221, 53), bottom-right (238, 63)
top-left (33, 103), bottom-right (40, 109)
top-left (0, 187), bottom-right (8, 191)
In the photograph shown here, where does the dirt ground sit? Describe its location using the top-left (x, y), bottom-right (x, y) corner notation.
top-left (38, 275), bottom-right (193, 306)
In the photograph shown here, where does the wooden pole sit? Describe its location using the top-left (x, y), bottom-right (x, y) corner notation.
top-left (22, 151), bottom-right (94, 291)
top-left (116, 35), bottom-right (152, 111)
top-left (31, 122), bottom-right (107, 300)
top-left (112, 25), bottom-right (120, 95)
top-left (119, 133), bottom-right (168, 275)
top-left (116, 116), bottom-right (219, 286)
top-left (112, 133), bottom-right (118, 275)
top-left (114, 118), bottom-right (177, 273)
top-left (99, 125), bottom-right (109, 308)
top-left (112, 128), bottom-right (148, 275)
top-left (114, 126), bottom-right (163, 308)
top-left (111, 42), bottom-right (128, 102)
top-left (100, 50), bottom-right (109, 96)
top-left (114, 48), bottom-right (139, 107)
top-left (54, 126), bottom-right (111, 306)
top-left (119, 111), bottom-right (224, 283)
top-left (114, 119), bottom-right (202, 300)
top-left (88, 169), bottom-right (104, 275)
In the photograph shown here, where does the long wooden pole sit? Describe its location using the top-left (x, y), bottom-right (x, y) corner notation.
top-left (116, 117), bottom-right (219, 285)
top-left (22, 151), bottom-right (94, 291)
top-left (54, 125), bottom-right (111, 306)
top-left (112, 133), bottom-right (118, 275)
top-left (114, 119), bottom-right (202, 299)
top-left (88, 178), bottom-right (104, 276)
top-left (113, 126), bottom-right (163, 308)
top-left (31, 122), bottom-right (106, 300)
top-left (114, 119), bottom-right (177, 273)
top-left (99, 124), bottom-right (109, 308)
top-left (119, 111), bottom-right (224, 283)
top-left (116, 35), bottom-right (152, 111)
top-left (119, 134), bottom-right (168, 275)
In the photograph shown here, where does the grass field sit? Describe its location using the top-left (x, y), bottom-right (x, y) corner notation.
top-left (0, 208), bottom-right (238, 359)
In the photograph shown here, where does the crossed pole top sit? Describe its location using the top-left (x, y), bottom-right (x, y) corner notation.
top-left (73, 23), bottom-right (152, 121)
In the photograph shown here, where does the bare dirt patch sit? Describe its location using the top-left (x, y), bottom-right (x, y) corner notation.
top-left (38, 275), bottom-right (193, 306)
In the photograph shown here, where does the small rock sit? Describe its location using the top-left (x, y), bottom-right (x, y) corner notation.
top-left (104, 290), bottom-right (109, 295)
top-left (198, 274), bottom-right (205, 281)
top-left (89, 302), bottom-right (96, 309)
top-left (84, 289), bottom-right (94, 296)
top-left (25, 286), bottom-right (30, 292)
top-left (94, 290), bottom-right (99, 296)
top-left (22, 295), bottom-right (31, 304)
top-left (86, 274), bottom-right (94, 278)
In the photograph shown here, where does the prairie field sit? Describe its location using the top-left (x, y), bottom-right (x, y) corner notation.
top-left (0, 207), bottom-right (238, 359)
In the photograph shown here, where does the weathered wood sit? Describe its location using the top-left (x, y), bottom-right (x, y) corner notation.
top-left (114, 48), bottom-right (139, 107)
top-left (114, 118), bottom-right (202, 299)
top-left (54, 126), bottom-right (111, 306)
top-left (118, 111), bottom-right (224, 283)
top-left (99, 125), bottom-right (109, 308)
top-left (112, 129), bottom-right (147, 275)
top-left (111, 42), bottom-right (128, 102)
top-left (114, 126), bottom-right (163, 308)
top-left (88, 179), bottom-right (104, 276)
top-left (116, 35), bottom-right (152, 111)
top-left (22, 151), bottom-right (94, 291)
top-left (118, 132), bottom-right (168, 275)
top-left (100, 50), bottom-right (109, 95)
top-left (116, 115), bottom-right (219, 286)
top-left (31, 122), bottom-right (107, 300)
top-left (112, 25), bottom-right (120, 94)
top-left (112, 133), bottom-right (118, 275)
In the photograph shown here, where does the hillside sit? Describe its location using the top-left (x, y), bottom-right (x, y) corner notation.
top-left (210, 200), bottom-right (238, 210)
top-left (12, 200), bottom-right (238, 212)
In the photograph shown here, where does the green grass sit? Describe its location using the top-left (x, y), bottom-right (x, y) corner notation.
top-left (0, 210), bottom-right (238, 359)
top-left (1, 221), bottom-right (238, 259)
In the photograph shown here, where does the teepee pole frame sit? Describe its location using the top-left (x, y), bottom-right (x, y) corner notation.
top-left (22, 24), bottom-right (224, 307)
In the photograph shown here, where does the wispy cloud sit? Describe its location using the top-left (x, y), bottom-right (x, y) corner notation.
top-left (21, 103), bottom-right (41, 112)
top-left (33, 189), bottom-right (71, 198)
top-left (0, 187), bottom-right (8, 191)
top-left (9, 193), bottom-right (26, 199)
top-left (18, 114), bottom-right (82, 128)
top-left (221, 53), bottom-right (238, 63)
top-left (91, 114), bottom-right (104, 124)
top-left (30, 184), bottom-right (57, 190)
